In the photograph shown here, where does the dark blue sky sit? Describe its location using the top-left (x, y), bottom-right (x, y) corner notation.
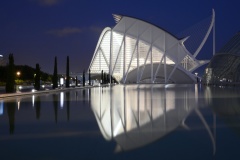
top-left (0, 0), bottom-right (239, 74)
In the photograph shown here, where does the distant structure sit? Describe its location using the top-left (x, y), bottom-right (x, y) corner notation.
top-left (89, 10), bottom-right (215, 84)
top-left (203, 32), bottom-right (240, 85)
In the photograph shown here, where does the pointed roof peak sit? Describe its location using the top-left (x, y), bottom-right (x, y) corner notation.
top-left (112, 14), bottom-right (122, 24)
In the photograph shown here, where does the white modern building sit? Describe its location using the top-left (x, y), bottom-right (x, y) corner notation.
top-left (89, 10), bottom-right (215, 84)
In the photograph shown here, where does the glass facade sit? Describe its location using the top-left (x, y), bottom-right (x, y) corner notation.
top-left (203, 32), bottom-right (240, 84)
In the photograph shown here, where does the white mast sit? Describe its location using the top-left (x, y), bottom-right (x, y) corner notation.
top-left (213, 9), bottom-right (215, 56)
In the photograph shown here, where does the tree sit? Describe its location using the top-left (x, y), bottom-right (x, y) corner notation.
top-left (88, 69), bottom-right (91, 85)
top-left (66, 56), bottom-right (70, 88)
top-left (34, 63), bottom-right (41, 90)
top-left (101, 70), bottom-right (103, 84)
top-left (75, 76), bottom-right (78, 87)
top-left (103, 72), bottom-right (106, 84)
top-left (5, 54), bottom-right (15, 93)
top-left (107, 74), bottom-right (109, 83)
top-left (52, 56), bottom-right (58, 89)
top-left (83, 70), bottom-right (85, 87)
top-left (1, 65), bottom-right (51, 83)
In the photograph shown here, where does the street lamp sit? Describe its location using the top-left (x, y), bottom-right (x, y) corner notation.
top-left (16, 71), bottom-right (21, 77)
top-left (16, 71), bottom-right (21, 91)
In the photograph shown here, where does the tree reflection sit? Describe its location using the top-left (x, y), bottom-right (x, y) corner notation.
top-left (82, 89), bottom-right (85, 104)
top-left (7, 101), bottom-right (16, 134)
top-left (66, 92), bottom-right (70, 121)
top-left (35, 96), bottom-right (41, 120)
top-left (53, 94), bottom-right (58, 123)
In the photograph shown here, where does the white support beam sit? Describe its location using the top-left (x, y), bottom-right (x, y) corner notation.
top-left (109, 30), bottom-right (113, 83)
top-left (151, 44), bottom-right (153, 83)
top-left (99, 47), bottom-right (110, 68)
top-left (89, 28), bottom-right (111, 72)
top-left (137, 26), bottom-right (140, 83)
top-left (150, 28), bottom-right (153, 83)
top-left (99, 50), bottom-right (101, 71)
top-left (112, 35), bottom-right (125, 74)
top-left (124, 39), bottom-right (138, 83)
top-left (193, 9), bottom-right (215, 58)
top-left (139, 44), bottom-right (152, 82)
top-left (164, 53), bottom-right (167, 83)
top-left (153, 33), bottom-right (166, 83)
top-left (153, 53), bottom-right (165, 82)
top-left (213, 9), bottom-right (215, 56)
top-left (123, 34), bottom-right (126, 82)
top-left (164, 33), bottom-right (167, 84)
top-left (167, 64), bottom-right (178, 83)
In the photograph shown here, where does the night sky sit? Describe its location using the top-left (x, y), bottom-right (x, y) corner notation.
top-left (0, 0), bottom-right (239, 74)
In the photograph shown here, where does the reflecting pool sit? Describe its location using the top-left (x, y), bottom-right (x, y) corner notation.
top-left (1, 84), bottom-right (240, 160)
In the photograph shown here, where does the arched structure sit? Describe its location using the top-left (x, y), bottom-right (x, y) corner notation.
top-left (89, 10), bottom-right (215, 84)
top-left (203, 32), bottom-right (240, 84)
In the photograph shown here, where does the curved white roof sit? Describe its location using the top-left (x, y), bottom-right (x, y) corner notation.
top-left (89, 12), bottom-right (214, 84)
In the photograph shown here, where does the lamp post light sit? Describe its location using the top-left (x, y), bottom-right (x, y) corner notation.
top-left (16, 71), bottom-right (21, 92)
top-left (16, 71), bottom-right (21, 81)
top-left (16, 71), bottom-right (21, 77)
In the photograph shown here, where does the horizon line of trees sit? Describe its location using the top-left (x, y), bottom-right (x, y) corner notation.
top-left (1, 53), bottom-right (117, 93)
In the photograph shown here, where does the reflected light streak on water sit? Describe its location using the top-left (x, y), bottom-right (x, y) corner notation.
top-left (17, 98), bottom-right (21, 110)
top-left (32, 95), bottom-right (35, 108)
top-left (204, 86), bottom-right (212, 104)
top-left (0, 100), bottom-right (3, 115)
top-left (60, 92), bottom-right (64, 108)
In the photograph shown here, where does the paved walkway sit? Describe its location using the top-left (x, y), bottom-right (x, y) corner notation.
top-left (0, 85), bottom-right (102, 99)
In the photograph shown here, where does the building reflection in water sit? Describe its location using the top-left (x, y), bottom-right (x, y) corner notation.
top-left (206, 86), bottom-right (240, 137)
top-left (3, 84), bottom-right (240, 153)
top-left (90, 84), bottom-right (216, 153)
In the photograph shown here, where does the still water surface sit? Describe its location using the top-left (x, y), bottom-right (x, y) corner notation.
top-left (0, 84), bottom-right (240, 160)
